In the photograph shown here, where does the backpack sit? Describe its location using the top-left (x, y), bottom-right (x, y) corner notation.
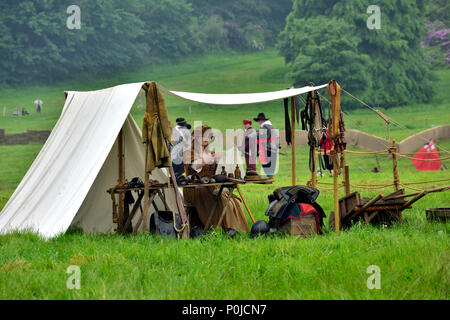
top-left (265, 185), bottom-right (326, 234)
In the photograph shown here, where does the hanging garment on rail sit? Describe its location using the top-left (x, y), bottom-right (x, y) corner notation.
top-left (283, 98), bottom-right (292, 145)
top-left (319, 123), bottom-right (333, 171)
top-left (142, 81), bottom-right (173, 173)
top-left (301, 90), bottom-right (326, 172)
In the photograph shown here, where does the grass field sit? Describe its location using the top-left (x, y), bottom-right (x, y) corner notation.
top-left (0, 50), bottom-right (449, 299)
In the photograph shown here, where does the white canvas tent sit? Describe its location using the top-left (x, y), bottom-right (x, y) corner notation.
top-left (0, 81), bottom-right (328, 238)
top-left (0, 82), bottom-right (177, 238)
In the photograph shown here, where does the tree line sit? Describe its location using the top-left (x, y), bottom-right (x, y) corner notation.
top-left (1, 0), bottom-right (447, 110)
top-left (0, 0), bottom-right (292, 85)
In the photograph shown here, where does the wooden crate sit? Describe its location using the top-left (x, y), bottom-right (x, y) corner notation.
top-left (278, 214), bottom-right (318, 238)
top-left (426, 208), bottom-right (450, 223)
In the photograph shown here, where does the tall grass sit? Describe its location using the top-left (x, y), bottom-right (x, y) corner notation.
top-left (0, 50), bottom-right (449, 300)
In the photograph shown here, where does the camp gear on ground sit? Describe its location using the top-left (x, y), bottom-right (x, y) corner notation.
top-left (149, 210), bottom-right (182, 238)
top-left (190, 225), bottom-right (206, 238)
top-left (329, 191), bottom-right (410, 230)
top-left (277, 205), bottom-right (321, 237)
top-left (265, 185), bottom-right (325, 236)
top-left (225, 227), bottom-right (238, 238)
top-left (250, 220), bottom-right (270, 237)
top-left (142, 81), bottom-right (173, 173)
top-left (253, 113), bottom-right (269, 122)
top-left (425, 208), bottom-right (449, 223)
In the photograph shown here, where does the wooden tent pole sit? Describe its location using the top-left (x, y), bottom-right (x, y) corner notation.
top-left (342, 151), bottom-right (350, 196)
top-left (344, 165), bottom-right (350, 196)
top-left (311, 91), bottom-right (318, 188)
top-left (117, 129), bottom-right (125, 232)
top-left (391, 140), bottom-right (400, 191)
top-left (311, 147), bottom-right (318, 187)
top-left (291, 96), bottom-right (296, 186)
top-left (142, 149), bottom-right (150, 232)
top-left (333, 159), bottom-right (340, 233)
top-left (329, 79), bottom-right (341, 234)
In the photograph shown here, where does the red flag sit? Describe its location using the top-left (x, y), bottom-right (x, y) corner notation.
top-left (411, 140), bottom-right (442, 171)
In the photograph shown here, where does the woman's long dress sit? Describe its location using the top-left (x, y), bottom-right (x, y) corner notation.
top-left (183, 150), bottom-right (249, 233)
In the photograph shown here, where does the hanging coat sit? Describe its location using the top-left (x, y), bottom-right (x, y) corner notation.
top-left (142, 81), bottom-right (173, 173)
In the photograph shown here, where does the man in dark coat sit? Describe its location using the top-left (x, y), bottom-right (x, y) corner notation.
top-left (254, 113), bottom-right (279, 177)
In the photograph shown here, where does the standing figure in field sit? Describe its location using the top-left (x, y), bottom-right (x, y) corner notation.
top-left (13, 108), bottom-right (19, 116)
top-left (239, 119), bottom-right (257, 173)
top-left (33, 98), bottom-right (43, 113)
top-left (254, 113), bottom-right (279, 178)
top-left (183, 125), bottom-right (249, 234)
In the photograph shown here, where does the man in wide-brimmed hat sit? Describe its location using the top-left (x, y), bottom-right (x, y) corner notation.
top-left (171, 117), bottom-right (192, 177)
top-left (253, 113), bottom-right (279, 177)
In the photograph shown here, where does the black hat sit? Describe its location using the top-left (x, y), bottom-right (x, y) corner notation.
top-left (250, 220), bottom-right (270, 237)
top-left (176, 117), bottom-right (191, 129)
top-left (253, 113), bottom-right (269, 122)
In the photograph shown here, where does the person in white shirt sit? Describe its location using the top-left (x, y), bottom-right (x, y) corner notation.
top-left (33, 98), bottom-right (43, 113)
top-left (171, 118), bottom-right (192, 177)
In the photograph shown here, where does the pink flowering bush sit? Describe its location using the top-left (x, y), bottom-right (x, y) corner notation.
top-left (422, 21), bottom-right (450, 68)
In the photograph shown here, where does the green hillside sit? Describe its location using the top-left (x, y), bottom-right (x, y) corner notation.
top-left (1, 49), bottom-right (449, 141)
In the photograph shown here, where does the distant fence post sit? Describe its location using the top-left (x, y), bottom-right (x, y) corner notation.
top-left (391, 140), bottom-right (400, 191)
top-left (344, 165), bottom-right (350, 195)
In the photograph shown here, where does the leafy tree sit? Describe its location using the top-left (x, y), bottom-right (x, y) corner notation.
top-left (0, 0), bottom-right (294, 85)
top-left (278, 0), bottom-right (435, 109)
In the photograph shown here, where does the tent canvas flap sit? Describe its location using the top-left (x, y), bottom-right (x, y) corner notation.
top-left (0, 82), bottom-right (146, 238)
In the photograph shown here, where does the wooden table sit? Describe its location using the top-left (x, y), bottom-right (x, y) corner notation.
top-left (107, 180), bottom-right (265, 235)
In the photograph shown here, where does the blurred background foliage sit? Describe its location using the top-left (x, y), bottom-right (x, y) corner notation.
top-left (0, 0), bottom-right (448, 109)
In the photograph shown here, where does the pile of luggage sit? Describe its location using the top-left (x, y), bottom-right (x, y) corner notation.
top-left (251, 185), bottom-right (326, 238)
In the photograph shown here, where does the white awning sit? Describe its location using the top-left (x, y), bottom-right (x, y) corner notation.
top-left (158, 83), bottom-right (328, 105)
